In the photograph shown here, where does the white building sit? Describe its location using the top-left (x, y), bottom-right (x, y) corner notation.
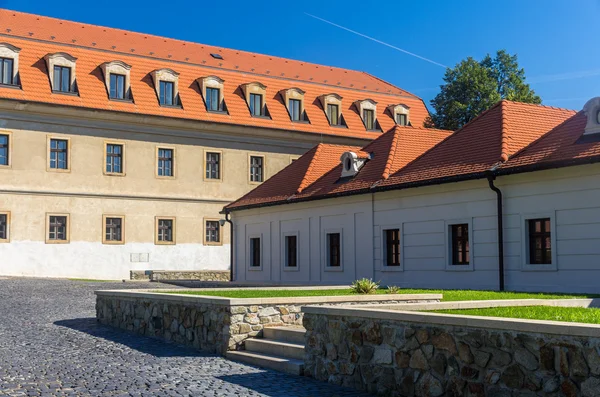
top-left (224, 99), bottom-right (600, 293)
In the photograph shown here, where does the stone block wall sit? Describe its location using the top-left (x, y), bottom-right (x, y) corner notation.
top-left (303, 312), bottom-right (600, 396)
top-left (128, 270), bottom-right (230, 282)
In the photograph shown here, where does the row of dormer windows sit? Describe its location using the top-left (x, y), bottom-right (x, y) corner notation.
top-left (0, 43), bottom-right (412, 130)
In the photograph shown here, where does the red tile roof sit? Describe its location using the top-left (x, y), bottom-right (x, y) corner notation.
top-left (0, 9), bottom-right (430, 140)
top-left (225, 100), bottom-right (595, 212)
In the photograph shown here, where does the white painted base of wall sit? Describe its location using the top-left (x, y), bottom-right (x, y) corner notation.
top-left (0, 241), bottom-right (230, 280)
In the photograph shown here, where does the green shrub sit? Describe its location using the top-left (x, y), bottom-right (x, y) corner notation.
top-left (387, 285), bottom-right (401, 294)
top-left (350, 278), bottom-right (380, 294)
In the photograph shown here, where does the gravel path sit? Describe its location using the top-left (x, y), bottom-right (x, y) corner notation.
top-left (0, 278), bottom-right (368, 397)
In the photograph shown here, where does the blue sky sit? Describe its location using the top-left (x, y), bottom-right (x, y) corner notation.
top-left (4, 0), bottom-right (599, 111)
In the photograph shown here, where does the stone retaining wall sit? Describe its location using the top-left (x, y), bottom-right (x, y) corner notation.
top-left (303, 307), bottom-right (600, 396)
top-left (96, 290), bottom-right (441, 356)
top-left (129, 270), bottom-right (230, 282)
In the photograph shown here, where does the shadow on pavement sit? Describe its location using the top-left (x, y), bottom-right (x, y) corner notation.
top-left (54, 317), bottom-right (207, 358)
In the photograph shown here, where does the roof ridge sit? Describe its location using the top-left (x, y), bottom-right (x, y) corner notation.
top-left (360, 71), bottom-right (416, 98)
top-left (500, 101), bottom-right (510, 162)
top-left (382, 127), bottom-right (402, 179)
top-left (501, 99), bottom-right (577, 113)
top-left (297, 143), bottom-right (325, 194)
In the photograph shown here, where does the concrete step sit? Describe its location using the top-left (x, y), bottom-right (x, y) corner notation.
top-left (263, 326), bottom-right (306, 345)
top-left (245, 338), bottom-right (304, 360)
top-left (226, 350), bottom-right (304, 376)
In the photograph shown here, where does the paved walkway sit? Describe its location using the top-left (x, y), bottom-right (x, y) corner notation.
top-left (0, 278), bottom-right (368, 397)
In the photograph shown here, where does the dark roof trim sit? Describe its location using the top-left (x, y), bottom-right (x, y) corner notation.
top-left (223, 155), bottom-right (600, 213)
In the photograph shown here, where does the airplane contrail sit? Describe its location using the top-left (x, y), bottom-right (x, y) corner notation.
top-left (304, 13), bottom-right (448, 69)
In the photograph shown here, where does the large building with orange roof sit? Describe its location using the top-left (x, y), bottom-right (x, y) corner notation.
top-left (0, 9), bottom-right (432, 280)
top-left (225, 99), bottom-right (600, 293)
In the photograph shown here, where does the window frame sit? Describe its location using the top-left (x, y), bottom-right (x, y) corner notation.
top-left (155, 146), bottom-right (175, 179)
top-left (205, 87), bottom-right (221, 112)
top-left (109, 73), bottom-right (127, 100)
top-left (158, 80), bottom-right (176, 106)
top-left (445, 219), bottom-right (474, 271)
top-left (247, 234), bottom-right (263, 271)
top-left (46, 136), bottom-right (71, 173)
top-left (248, 154), bottom-right (265, 184)
top-left (323, 229), bottom-right (343, 271)
top-left (363, 108), bottom-right (375, 130)
top-left (249, 93), bottom-right (264, 117)
top-left (155, 216), bottom-right (176, 245)
top-left (521, 212), bottom-right (557, 271)
top-left (288, 98), bottom-right (301, 122)
top-left (0, 211), bottom-right (10, 243)
top-left (327, 103), bottom-right (340, 126)
top-left (381, 226), bottom-right (403, 271)
top-left (103, 141), bottom-right (125, 176)
top-left (0, 57), bottom-right (14, 86)
top-left (204, 150), bottom-right (222, 182)
top-left (204, 218), bottom-right (222, 246)
top-left (45, 213), bottom-right (70, 244)
top-left (102, 215), bottom-right (125, 245)
top-left (396, 113), bottom-right (408, 126)
top-left (282, 231), bottom-right (300, 271)
top-left (52, 65), bottom-right (72, 93)
top-left (0, 131), bottom-right (12, 169)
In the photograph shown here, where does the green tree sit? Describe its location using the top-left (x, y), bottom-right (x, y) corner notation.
top-left (426, 50), bottom-right (541, 131)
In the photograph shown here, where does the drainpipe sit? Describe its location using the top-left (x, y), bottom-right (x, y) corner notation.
top-left (224, 211), bottom-right (234, 282)
top-left (486, 172), bottom-right (505, 291)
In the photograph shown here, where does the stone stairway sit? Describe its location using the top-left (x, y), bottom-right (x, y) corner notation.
top-left (226, 326), bottom-right (306, 375)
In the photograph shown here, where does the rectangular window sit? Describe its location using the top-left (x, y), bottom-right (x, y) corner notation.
top-left (157, 148), bottom-right (174, 177)
top-left (385, 229), bottom-right (401, 266)
top-left (104, 216), bottom-right (124, 244)
top-left (48, 215), bottom-right (68, 242)
top-left (327, 104), bottom-right (339, 126)
top-left (451, 224), bottom-right (470, 265)
top-left (0, 57), bottom-right (14, 85)
top-left (109, 73), bottom-right (126, 99)
top-left (0, 213), bottom-right (8, 241)
top-left (53, 65), bottom-right (71, 92)
top-left (249, 156), bottom-right (264, 182)
top-left (363, 109), bottom-right (375, 130)
top-left (0, 134), bottom-right (8, 166)
top-left (289, 99), bottom-right (301, 121)
top-left (205, 152), bottom-right (221, 180)
top-left (250, 237), bottom-right (261, 267)
top-left (205, 220), bottom-right (220, 244)
top-left (159, 81), bottom-right (174, 106)
top-left (156, 218), bottom-right (174, 244)
top-left (285, 235), bottom-right (297, 267)
top-left (327, 233), bottom-right (341, 267)
top-left (396, 113), bottom-right (408, 126)
top-left (206, 87), bottom-right (220, 111)
top-left (49, 139), bottom-right (69, 170)
top-left (249, 93), bottom-right (263, 116)
top-left (105, 144), bottom-right (123, 174)
top-left (528, 218), bottom-right (552, 265)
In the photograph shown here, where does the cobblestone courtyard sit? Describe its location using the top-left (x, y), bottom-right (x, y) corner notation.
top-left (0, 278), bottom-right (367, 397)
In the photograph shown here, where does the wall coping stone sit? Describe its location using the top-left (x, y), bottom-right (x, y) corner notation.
top-left (94, 289), bottom-right (442, 306)
top-left (363, 298), bottom-right (600, 311)
top-left (302, 300), bottom-right (600, 338)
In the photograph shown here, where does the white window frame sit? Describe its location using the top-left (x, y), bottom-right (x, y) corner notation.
top-left (521, 212), bottom-right (557, 272)
top-left (247, 233), bottom-right (263, 271)
top-left (323, 228), bottom-right (343, 272)
top-left (380, 224), bottom-right (403, 272)
top-left (445, 218), bottom-right (474, 271)
top-left (281, 231), bottom-right (300, 272)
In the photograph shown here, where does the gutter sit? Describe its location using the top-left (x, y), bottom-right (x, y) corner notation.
top-left (485, 170), bottom-right (505, 292)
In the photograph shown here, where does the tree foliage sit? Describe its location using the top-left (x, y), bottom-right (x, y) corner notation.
top-left (426, 50), bottom-right (541, 131)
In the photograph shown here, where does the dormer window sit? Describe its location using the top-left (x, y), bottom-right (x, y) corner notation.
top-left (356, 99), bottom-right (379, 131)
top-left (152, 69), bottom-right (180, 107)
top-left (0, 43), bottom-right (20, 87)
top-left (241, 82), bottom-right (269, 118)
top-left (101, 61), bottom-right (132, 101)
top-left (198, 76), bottom-right (226, 113)
top-left (340, 151), bottom-right (368, 178)
top-left (388, 104), bottom-right (410, 126)
top-left (45, 53), bottom-right (77, 94)
top-left (320, 94), bottom-right (345, 127)
top-left (281, 88), bottom-right (309, 122)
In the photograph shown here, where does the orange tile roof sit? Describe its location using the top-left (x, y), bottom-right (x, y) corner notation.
top-left (225, 100), bottom-right (594, 212)
top-left (0, 9), bottom-right (430, 140)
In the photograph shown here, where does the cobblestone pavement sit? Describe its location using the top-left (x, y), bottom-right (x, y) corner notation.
top-left (0, 278), bottom-right (368, 397)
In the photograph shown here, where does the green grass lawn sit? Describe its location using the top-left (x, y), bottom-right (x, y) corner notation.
top-left (160, 288), bottom-right (594, 301)
top-left (432, 306), bottom-right (600, 324)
